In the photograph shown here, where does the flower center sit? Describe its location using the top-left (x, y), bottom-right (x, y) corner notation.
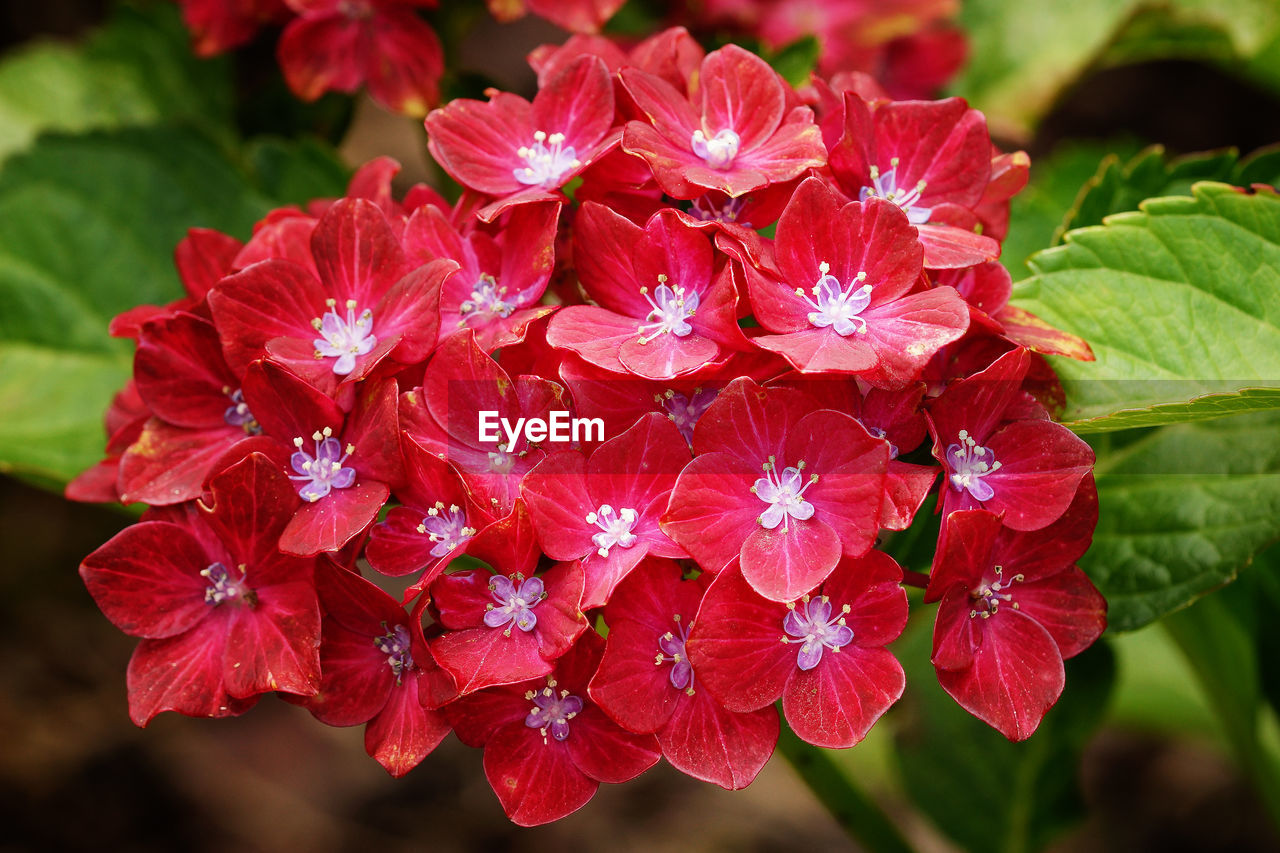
top-left (458, 273), bottom-right (515, 327)
top-left (637, 275), bottom-right (699, 345)
top-left (782, 594), bottom-right (853, 670)
top-left (946, 429), bottom-right (1001, 502)
top-left (373, 623), bottom-right (415, 684)
top-left (524, 678), bottom-right (583, 742)
top-left (201, 561), bottom-right (254, 607)
top-left (656, 386), bottom-right (717, 444)
top-left (688, 195), bottom-right (750, 226)
top-left (655, 614), bottom-right (694, 693)
top-left (416, 501), bottom-right (477, 558)
top-left (487, 443), bottom-right (524, 475)
top-left (691, 128), bottom-right (741, 170)
top-left (969, 565), bottom-right (1025, 619)
top-left (483, 573), bottom-right (546, 636)
top-left (288, 427), bottom-right (357, 502)
top-left (222, 387), bottom-right (261, 435)
top-left (586, 504), bottom-right (638, 557)
top-left (797, 261), bottom-right (873, 336)
top-left (751, 455), bottom-right (818, 532)
top-left (860, 159), bottom-right (931, 225)
top-left (312, 298), bottom-right (376, 376)
top-left (514, 130), bottom-right (580, 188)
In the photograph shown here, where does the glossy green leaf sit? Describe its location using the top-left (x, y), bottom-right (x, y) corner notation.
top-left (0, 3), bottom-right (232, 163)
top-left (1011, 183), bottom-right (1280, 431)
top-left (953, 0), bottom-right (1280, 137)
top-left (1084, 412), bottom-right (1280, 631)
top-left (0, 126), bottom-right (348, 486)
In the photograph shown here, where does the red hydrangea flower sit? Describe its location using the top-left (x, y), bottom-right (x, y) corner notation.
top-left (732, 177), bottom-right (970, 387)
top-left (210, 198), bottom-right (453, 401)
top-left (589, 559), bottom-right (779, 789)
top-left (79, 453), bottom-right (321, 725)
top-left (364, 434), bottom-right (496, 585)
top-left (116, 312), bottom-right (261, 506)
top-left (444, 631), bottom-right (660, 825)
top-left (301, 560), bottom-right (454, 776)
top-left (828, 93), bottom-right (1001, 269)
top-left (686, 551), bottom-right (908, 748)
top-left (425, 55), bottom-right (617, 221)
top-left (400, 331), bottom-right (568, 518)
top-left (278, 0), bottom-right (445, 115)
top-left (662, 377), bottom-right (888, 602)
top-left (402, 199), bottom-right (560, 352)
top-left (522, 413), bottom-right (690, 609)
top-left (925, 480), bottom-right (1105, 740)
top-left (429, 560), bottom-right (589, 694)
top-left (176, 0), bottom-right (290, 57)
top-left (620, 43), bottom-right (827, 199)
top-left (234, 360), bottom-right (404, 555)
top-left (926, 347), bottom-right (1093, 531)
top-left (547, 205), bottom-right (748, 380)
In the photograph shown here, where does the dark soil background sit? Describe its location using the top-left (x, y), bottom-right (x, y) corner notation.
top-left (4, 3), bottom-right (1280, 851)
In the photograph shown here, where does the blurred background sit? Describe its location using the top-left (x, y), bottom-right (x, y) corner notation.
top-left (4, 1), bottom-right (1280, 850)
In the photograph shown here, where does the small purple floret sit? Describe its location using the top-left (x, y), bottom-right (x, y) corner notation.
top-left (659, 387), bottom-right (717, 444)
top-left (946, 429), bottom-right (1000, 502)
top-left (201, 562), bottom-right (249, 606)
top-left (484, 574), bottom-right (546, 633)
top-left (524, 684), bottom-right (584, 741)
top-left (374, 623), bottom-right (415, 683)
top-left (288, 431), bottom-right (357, 502)
top-left (656, 618), bottom-right (693, 691)
top-left (783, 596), bottom-right (854, 671)
top-left (222, 388), bottom-right (261, 434)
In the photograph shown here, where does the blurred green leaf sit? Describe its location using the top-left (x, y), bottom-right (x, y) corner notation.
top-left (1083, 411), bottom-right (1280, 631)
top-left (1164, 580), bottom-right (1280, 824)
top-left (0, 3), bottom-right (233, 163)
top-left (953, 0), bottom-right (1280, 138)
top-left (893, 617), bottom-right (1115, 853)
top-left (0, 126), bottom-right (348, 487)
top-left (1011, 183), bottom-right (1280, 431)
top-left (765, 36), bottom-right (821, 88)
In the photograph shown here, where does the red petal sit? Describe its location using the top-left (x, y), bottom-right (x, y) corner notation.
top-left (783, 645), bottom-right (904, 748)
top-left (483, 723), bottom-right (598, 826)
top-left (660, 690), bottom-right (779, 789)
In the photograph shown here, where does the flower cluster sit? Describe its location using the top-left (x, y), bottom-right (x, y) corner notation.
top-left (74, 31), bottom-right (1105, 826)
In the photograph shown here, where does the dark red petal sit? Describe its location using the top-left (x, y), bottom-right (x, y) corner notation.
top-left (660, 690), bottom-right (778, 789)
top-left (364, 676), bottom-right (451, 777)
top-left (783, 644), bottom-right (904, 748)
top-left (566, 704), bottom-right (660, 783)
top-left (483, 722), bottom-right (598, 826)
top-left (126, 624), bottom-right (256, 726)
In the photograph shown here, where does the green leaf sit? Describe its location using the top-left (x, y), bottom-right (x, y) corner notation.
top-left (893, 617), bottom-right (1115, 853)
top-left (0, 126), bottom-right (348, 486)
top-left (1163, 580), bottom-right (1280, 824)
top-left (1011, 182), bottom-right (1280, 431)
top-left (953, 0), bottom-right (1280, 137)
top-left (1083, 411), bottom-right (1280, 631)
top-left (1000, 141), bottom-right (1142, 281)
top-left (0, 3), bottom-right (233, 163)
top-left (765, 36), bottom-right (821, 88)
top-left (244, 136), bottom-right (351, 207)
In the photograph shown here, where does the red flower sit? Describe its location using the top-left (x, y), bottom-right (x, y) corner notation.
top-left (662, 377), bottom-right (888, 602)
top-left (926, 347), bottom-right (1093, 531)
top-left (686, 551), bottom-right (907, 748)
top-left (176, 0), bottom-right (290, 57)
top-left (79, 454), bottom-right (321, 725)
top-left (828, 93), bottom-right (1001, 269)
top-left (302, 560), bottom-right (454, 776)
top-left (522, 413), bottom-right (689, 608)
top-left (589, 560), bottom-right (779, 788)
top-left (925, 481), bottom-right (1105, 740)
top-left (211, 198), bottom-right (453, 402)
top-left (444, 631), bottom-right (660, 825)
top-left (733, 177), bottom-right (970, 388)
top-left (236, 360), bottom-right (404, 556)
top-left (426, 56), bottom-right (617, 221)
top-left (620, 44), bottom-right (826, 199)
top-left (429, 560), bottom-right (590, 695)
top-left (403, 199), bottom-right (561, 352)
top-left (278, 0), bottom-right (444, 115)
top-left (400, 331), bottom-right (568, 518)
top-left (548, 205), bottom-right (749, 380)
